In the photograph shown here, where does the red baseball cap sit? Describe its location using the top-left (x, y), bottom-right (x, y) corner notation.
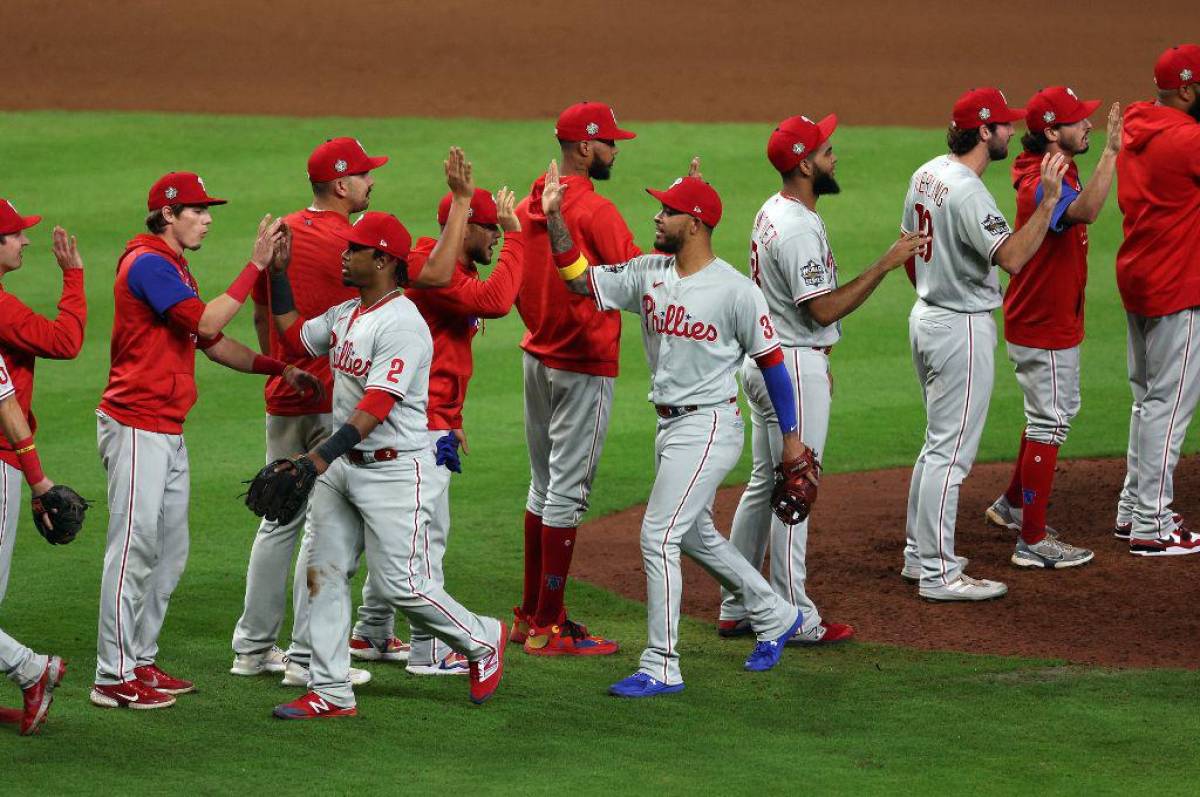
top-left (646, 176), bottom-right (723, 228)
top-left (767, 114), bottom-right (838, 173)
top-left (339, 212), bottom-right (412, 261)
top-left (554, 102), bottom-right (636, 142)
top-left (0, 198), bottom-right (41, 235)
top-left (1025, 86), bottom-right (1101, 133)
top-left (147, 172), bottom-right (227, 211)
top-left (436, 188), bottom-right (499, 228)
top-left (1154, 44), bottom-right (1200, 90)
top-left (952, 88), bottom-right (1025, 130)
top-left (307, 138), bottom-right (389, 182)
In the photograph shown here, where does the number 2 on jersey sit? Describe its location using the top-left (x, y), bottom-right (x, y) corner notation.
top-left (386, 358), bottom-right (405, 383)
top-left (914, 203), bottom-right (934, 262)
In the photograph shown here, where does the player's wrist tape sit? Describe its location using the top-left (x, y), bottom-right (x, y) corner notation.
top-left (760, 360), bottom-right (799, 435)
top-left (269, 271), bottom-right (296, 315)
top-left (13, 436), bottom-right (46, 486)
top-left (251, 355), bottom-right (288, 376)
top-left (315, 423), bottom-right (362, 464)
top-left (553, 246), bottom-right (588, 280)
top-left (226, 261), bottom-right (260, 304)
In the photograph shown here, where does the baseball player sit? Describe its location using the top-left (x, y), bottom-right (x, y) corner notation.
top-left (719, 115), bottom-right (926, 643)
top-left (544, 164), bottom-right (810, 696)
top-left (0, 201), bottom-right (84, 735)
top-left (983, 88), bottom-right (1121, 569)
top-left (92, 173), bottom-right (322, 710)
top-left (351, 186), bottom-right (524, 676)
top-left (232, 140), bottom-right (470, 685)
top-left (901, 88), bottom-right (1067, 601)
top-left (266, 211), bottom-right (506, 719)
top-left (1113, 44), bottom-right (1200, 555)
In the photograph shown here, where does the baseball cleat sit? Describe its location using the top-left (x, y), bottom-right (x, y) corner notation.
top-left (788, 620), bottom-right (855, 646)
top-left (468, 621), bottom-right (507, 705)
top-left (89, 680), bottom-right (176, 710)
top-left (744, 611), bottom-right (804, 672)
top-left (1129, 526), bottom-right (1200, 557)
top-left (1115, 513), bottom-right (1182, 541)
top-left (919, 574), bottom-right (1008, 602)
top-left (281, 660), bottom-right (372, 688)
top-left (230, 646), bottom-right (288, 676)
top-left (509, 606), bottom-right (532, 645)
top-left (405, 651), bottom-right (469, 676)
top-left (1011, 536), bottom-right (1094, 569)
top-left (717, 617), bottom-right (754, 638)
top-left (134, 664), bottom-right (195, 695)
top-left (985, 496), bottom-right (1059, 537)
top-left (273, 691), bottom-right (357, 720)
top-left (608, 672), bottom-right (684, 698)
top-left (0, 706), bottom-right (21, 724)
top-left (523, 617), bottom-right (619, 656)
top-left (20, 656), bottom-right (66, 736)
top-left (900, 556), bottom-right (968, 584)
top-left (349, 634), bottom-right (411, 662)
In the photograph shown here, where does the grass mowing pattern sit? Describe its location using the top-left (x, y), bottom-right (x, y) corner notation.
top-left (1, 112), bottom-right (1197, 791)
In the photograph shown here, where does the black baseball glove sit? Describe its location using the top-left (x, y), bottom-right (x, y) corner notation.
top-left (244, 456), bottom-right (318, 525)
top-left (32, 484), bottom-right (90, 545)
top-left (770, 449), bottom-right (821, 526)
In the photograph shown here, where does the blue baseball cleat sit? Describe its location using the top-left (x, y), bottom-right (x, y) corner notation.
top-left (743, 610), bottom-right (804, 672)
top-left (608, 672), bottom-right (685, 698)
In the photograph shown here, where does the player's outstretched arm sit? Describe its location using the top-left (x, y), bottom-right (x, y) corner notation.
top-left (0, 225), bottom-right (87, 360)
top-left (1063, 102), bottom-right (1121, 226)
top-left (411, 147), bottom-right (475, 289)
top-left (805, 232), bottom-right (928, 327)
top-left (201, 335), bottom-right (324, 400)
top-left (542, 160), bottom-right (593, 297)
top-left (0, 390), bottom-right (52, 497)
top-left (994, 152), bottom-right (1068, 275)
top-left (196, 215), bottom-right (287, 338)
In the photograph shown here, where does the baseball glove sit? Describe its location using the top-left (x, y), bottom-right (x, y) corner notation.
top-left (770, 449), bottom-right (821, 526)
top-left (244, 456), bottom-right (318, 525)
top-left (31, 484), bottom-right (90, 545)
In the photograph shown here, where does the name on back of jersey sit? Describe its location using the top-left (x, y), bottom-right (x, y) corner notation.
top-left (914, 170), bottom-right (950, 207)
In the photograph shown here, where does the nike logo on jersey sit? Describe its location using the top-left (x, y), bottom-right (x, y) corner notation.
top-left (652, 281), bottom-right (665, 288)
top-left (642, 296), bottom-right (718, 342)
top-left (331, 339), bottom-right (372, 378)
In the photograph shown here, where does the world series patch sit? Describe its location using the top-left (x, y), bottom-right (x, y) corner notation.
top-left (801, 258), bottom-right (825, 287)
top-left (981, 214), bottom-right (1010, 236)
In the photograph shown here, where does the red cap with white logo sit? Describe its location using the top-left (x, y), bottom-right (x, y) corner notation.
top-left (436, 188), bottom-right (499, 228)
top-left (645, 176), bottom-right (723, 228)
top-left (1025, 86), bottom-right (1101, 133)
top-left (1154, 44), bottom-right (1200, 90)
top-left (147, 172), bottom-right (227, 211)
top-left (0, 198), bottom-right (41, 235)
top-left (307, 138), bottom-right (389, 182)
top-left (339, 212), bottom-right (412, 260)
top-left (767, 114), bottom-right (838, 173)
top-left (554, 102), bottom-right (637, 142)
top-left (952, 88), bottom-right (1025, 130)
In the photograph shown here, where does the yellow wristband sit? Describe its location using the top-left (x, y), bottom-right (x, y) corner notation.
top-left (15, 444), bottom-right (35, 455)
top-left (557, 256), bottom-right (588, 281)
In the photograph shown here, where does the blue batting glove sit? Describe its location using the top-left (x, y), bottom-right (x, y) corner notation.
top-left (434, 433), bottom-right (462, 473)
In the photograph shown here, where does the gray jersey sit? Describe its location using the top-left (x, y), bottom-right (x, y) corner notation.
top-left (901, 156), bottom-right (1010, 313)
top-left (589, 255), bottom-right (779, 406)
top-left (301, 292), bottom-right (431, 453)
top-left (750, 193), bottom-right (841, 348)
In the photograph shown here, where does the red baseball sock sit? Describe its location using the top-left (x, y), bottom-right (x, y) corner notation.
top-left (520, 511), bottom-right (543, 617)
top-left (534, 524), bottom-right (578, 627)
top-left (1004, 433), bottom-right (1028, 506)
top-left (1019, 441), bottom-right (1059, 545)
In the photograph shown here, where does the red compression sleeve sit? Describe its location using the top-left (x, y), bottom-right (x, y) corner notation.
top-left (754, 347), bottom-right (784, 368)
top-left (14, 437), bottom-right (45, 486)
top-left (279, 319), bottom-right (307, 357)
top-left (251, 355), bottom-right (287, 376)
top-left (356, 389), bottom-right (398, 422)
top-left (226, 262), bottom-right (261, 303)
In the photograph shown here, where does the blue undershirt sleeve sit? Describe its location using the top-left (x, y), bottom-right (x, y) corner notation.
top-left (1034, 180), bottom-right (1082, 233)
top-left (127, 254), bottom-right (197, 316)
top-left (760, 361), bottom-right (798, 435)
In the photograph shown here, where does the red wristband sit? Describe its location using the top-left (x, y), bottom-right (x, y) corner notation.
top-left (226, 261), bottom-right (262, 304)
top-left (251, 355), bottom-right (288, 376)
top-left (14, 436), bottom-right (45, 487)
top-left (552, 245), bottom-right (581, 269)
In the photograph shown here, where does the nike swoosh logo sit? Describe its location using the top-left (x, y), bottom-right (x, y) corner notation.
top-left (116, 691), bottom-right (139, 702)
top-left (652, 281), bottom-right (664, 288)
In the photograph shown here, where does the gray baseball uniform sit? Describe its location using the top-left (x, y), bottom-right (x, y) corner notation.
top-left (299, 292), bottom-right (500, 707)
top-left (589, 254), bottom-right (799, 685)
top-left (901, 156), bottom-right (1011, 588)
top-left (722, 194), bottom-right (838, 634)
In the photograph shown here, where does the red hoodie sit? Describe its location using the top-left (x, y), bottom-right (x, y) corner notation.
top-left (1116, 102), bottom-right (1200, 317)
top-left (514, 175), bottom-right (640, 377)
top-left (1003, 152), bottom-right (1087, 349)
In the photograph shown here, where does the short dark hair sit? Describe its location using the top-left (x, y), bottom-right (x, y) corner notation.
top-left (145, 204), bottom-right (185, 234)
top-left (1020, 129), bottom-right (1052, 154)
top-left (311, 179), bottom-right (335, 197)
top-left (946, 122), bottom-right (1000, 156)
top-left (347, 241), bottom-right (409, 286)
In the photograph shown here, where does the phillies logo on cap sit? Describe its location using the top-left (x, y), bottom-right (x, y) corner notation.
top-left (379, 238), bottom-right (388, 247)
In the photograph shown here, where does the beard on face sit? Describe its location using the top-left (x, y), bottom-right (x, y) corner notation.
top-left (987, 135), bottom-right (1009, 161)
top-left (813, 169), bottom-right (841, 196)
top-left (655, 228), bottom-right (683, 254)
top-left (588, 157), bottom-right (613, 181)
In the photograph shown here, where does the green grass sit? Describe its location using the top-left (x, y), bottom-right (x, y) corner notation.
top-left (1, 111), bottom-right (1197, 793)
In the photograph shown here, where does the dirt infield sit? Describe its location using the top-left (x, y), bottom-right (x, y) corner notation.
top-left (575, 456), bottom-right (1200, 669)
top-left (0, 0), bottom-right (1183, 126)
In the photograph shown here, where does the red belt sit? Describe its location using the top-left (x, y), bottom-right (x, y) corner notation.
top-left (347, 448), bottom-right (399, 465)
top-left (655, 397), bottom-right (737, 419)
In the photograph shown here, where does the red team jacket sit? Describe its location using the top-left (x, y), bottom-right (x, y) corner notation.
top-left (405, 231), bottom-right (525, 430)
top-left (1003, 152), bottom-right (1087, 349)
top-left (515, 175), bottom-right (640, 377)
top-left (0, 270), bottom-right (86, 469)
top-left (1116, 102), bottom-right (1200, 318)
top-left (252, 208), bottom-right (355, 416)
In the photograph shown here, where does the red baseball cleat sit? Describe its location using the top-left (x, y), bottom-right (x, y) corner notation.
top-left (349, 634), bottom-right (411, 662)
top-left (90, 679), bottom-right (176, 710)
top-left (523, 617), bottom-right (619, 656)
top-left (134, 664), bottom-right (195, 695)
top-left (21, 656), bottom-right (66, 736)
top-left (469, 622), bottom-right (508, 705)
top-left (273, 691), bottom-right (357, 720)
top-left (717, 617), bottom-right (754, 638)
top-left (788, 620), bottom-right (855, 646)
top-left (509, 606), bottom-right (532, 645)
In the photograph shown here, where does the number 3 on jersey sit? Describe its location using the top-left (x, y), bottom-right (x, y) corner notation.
top-left (914, 203), bottom-right (934, 262)
top-left (386, 358), bottom-right (404, 383)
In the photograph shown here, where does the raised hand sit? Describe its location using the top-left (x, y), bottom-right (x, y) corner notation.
top-left (283, 365), bottom-right (325, 401)
top-left (495, 186), bottom-right (520, 233)
top-left (541, 160), bottom-right (566, 217)
top-left (1105, 102), bottom-right (1122, 154)
top-left (251, 214), bottom-right (285, 270)
top-left (51, 226), bottom-right (83, 271)
top-left (1040, 152), bottom-right (1069, 204)
top-left (270, 222), bottom-right (293, 275)
top-left (687, 156), bottom-right (702, 180)
top-left (881, 231), bottom-right (931, 270)
top-left (446, 147), bottom-right (475, 200)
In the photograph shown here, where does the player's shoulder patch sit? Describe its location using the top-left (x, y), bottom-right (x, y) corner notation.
top-left (981, 214), bottom-right (1011, 237)
top-left (801, 258), bottom-right (826, 287)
